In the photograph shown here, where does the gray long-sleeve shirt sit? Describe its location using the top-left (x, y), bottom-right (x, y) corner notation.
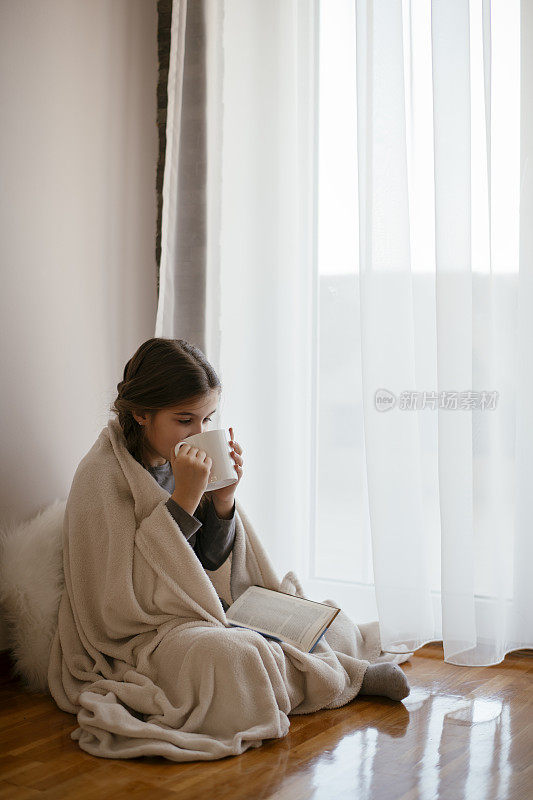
top-left (145, 460), bottom-right (236, 579)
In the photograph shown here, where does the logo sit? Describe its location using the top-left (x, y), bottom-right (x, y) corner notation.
top-left (375, 389), bottom-right (396, 411)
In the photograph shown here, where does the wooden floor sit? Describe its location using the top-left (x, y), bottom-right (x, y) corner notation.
top-left (1, 643), bottom-right (531, 800)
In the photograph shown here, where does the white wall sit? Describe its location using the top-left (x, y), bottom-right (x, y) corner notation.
top-left (0, 0), bottom-right (159, 649)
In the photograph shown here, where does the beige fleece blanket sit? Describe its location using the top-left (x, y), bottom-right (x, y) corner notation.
top-left (47, 416), bottom-right (412, 762)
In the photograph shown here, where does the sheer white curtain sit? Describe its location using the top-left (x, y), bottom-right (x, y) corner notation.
top-left (157, 0), bottom-right (533, 666)
top-left (354, 0), bottom-right (532, 665)
top-left (157, 0), bottom-right (319, 585)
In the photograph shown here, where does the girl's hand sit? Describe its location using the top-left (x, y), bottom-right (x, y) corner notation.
top-left (210, 427), bottom-right (243, 511)
top-left (169, 443), bottom-right (212, 516)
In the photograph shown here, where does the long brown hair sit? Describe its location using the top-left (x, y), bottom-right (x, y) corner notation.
top-left (111, 338), bottom-right (222, 483)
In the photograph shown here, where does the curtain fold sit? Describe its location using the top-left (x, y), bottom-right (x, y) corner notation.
top-left (157, 0), bottom-right (532, 666)
top-left (155, 0), bottom-right (209, 349)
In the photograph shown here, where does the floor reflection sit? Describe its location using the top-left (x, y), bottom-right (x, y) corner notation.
top-left (305, 688), bottom-right (521, 800)
top-left (444, 697), bottom-right (503, 725)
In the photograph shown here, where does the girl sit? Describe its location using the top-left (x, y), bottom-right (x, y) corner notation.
top-left (112, 337), bottom-right (244, 610)
top-left (48, 336), bottom-right (410, 764)
top-left (112, 337), bottom-right (409, 701)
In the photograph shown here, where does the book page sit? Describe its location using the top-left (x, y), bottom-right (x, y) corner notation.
top-left (226, 587), bottom-right (336, 650)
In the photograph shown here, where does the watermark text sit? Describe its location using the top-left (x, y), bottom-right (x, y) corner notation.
top-left (374, 389), bottom-right (499, 411)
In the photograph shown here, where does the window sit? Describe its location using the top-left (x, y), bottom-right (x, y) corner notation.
top-left (315, 0), bottom-right (519, 598)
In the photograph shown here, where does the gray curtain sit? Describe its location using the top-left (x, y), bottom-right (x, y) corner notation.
top-left (156, 0), bottom-right (208, 351)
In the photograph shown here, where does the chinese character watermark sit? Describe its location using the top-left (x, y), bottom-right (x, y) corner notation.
top-left (374, 389), bottom-right (499, 412)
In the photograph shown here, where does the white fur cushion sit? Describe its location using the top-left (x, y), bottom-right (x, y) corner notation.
top-left (0, 499), bottom-right (66, 694)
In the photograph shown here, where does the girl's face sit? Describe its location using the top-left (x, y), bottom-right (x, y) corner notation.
top-left (132, 390), bottom-right (220, 467)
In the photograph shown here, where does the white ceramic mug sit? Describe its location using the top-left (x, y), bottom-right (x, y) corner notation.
top-left (174, 428), bottom-right (238, 492)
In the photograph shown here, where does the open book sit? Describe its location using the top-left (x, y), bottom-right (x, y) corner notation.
top-left (225, 585), bottom-right (341, 653)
